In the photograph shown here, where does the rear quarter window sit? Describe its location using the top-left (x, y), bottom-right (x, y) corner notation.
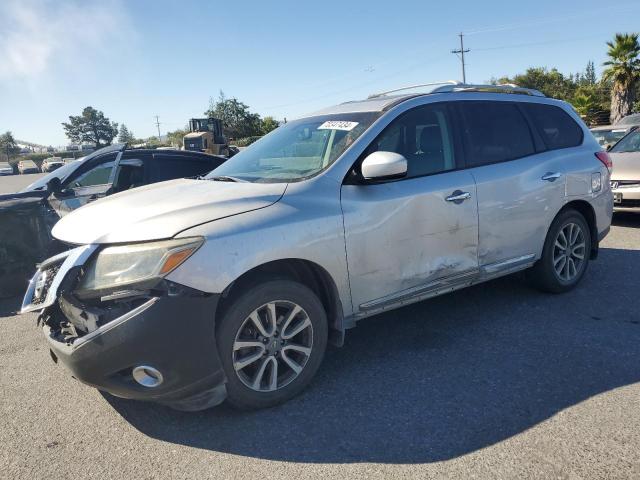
top-left (521, 103), bottom-right (583, 150)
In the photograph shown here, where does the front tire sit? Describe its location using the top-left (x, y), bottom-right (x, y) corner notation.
top-left (216, 280), bottom-right (328, 410)
top-left (528, 209), bottom-right (591, 293)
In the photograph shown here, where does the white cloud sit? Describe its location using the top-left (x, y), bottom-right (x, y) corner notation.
top-left (0, 0), bottom-right (130, 80)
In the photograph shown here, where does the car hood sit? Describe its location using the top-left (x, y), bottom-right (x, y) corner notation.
top-left (52, 178), bottom-right (287, 244)
top-left (0, 190), bottom-right (48, 205)
top-left (610, 152), bottom-right (640, 180)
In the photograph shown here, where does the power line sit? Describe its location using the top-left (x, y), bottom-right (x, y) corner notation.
top-left (451, 32), bottom-right (470, 83)
top-left (473, 34), bottom-right (605, 52)
top-left (464, 4), bottom-right (640, 36)
top-left (257, 53), bottom-right (451, 111)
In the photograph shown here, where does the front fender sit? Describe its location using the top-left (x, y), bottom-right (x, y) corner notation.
top-left (166, 191), bottom-right (353, 318)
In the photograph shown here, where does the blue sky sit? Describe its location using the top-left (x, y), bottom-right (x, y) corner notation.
top-left (1, 0), bottom-right (639, 146)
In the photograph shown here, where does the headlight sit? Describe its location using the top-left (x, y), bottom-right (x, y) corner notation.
top-left (76, 237), bottom-right (203, 297)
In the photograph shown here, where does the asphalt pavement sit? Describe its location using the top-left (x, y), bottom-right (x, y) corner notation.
top-left (1, 212), bottom-right (639, 479)
top-left (0, 172), bottom-right (46, 194)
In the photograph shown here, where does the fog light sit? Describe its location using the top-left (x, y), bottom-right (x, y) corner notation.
top-left (132, 366), bottom-right (163, 387)
top-left (591, 172), bottom-right (602, 192)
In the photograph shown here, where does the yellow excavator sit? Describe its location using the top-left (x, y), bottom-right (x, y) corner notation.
top-left (183, 118), bottom-right (230, 156)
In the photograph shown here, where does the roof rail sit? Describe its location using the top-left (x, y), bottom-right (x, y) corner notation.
top-left (431, 83), bottom-right (545, 97)
top-left (368, 81), bottom-right (461, 99)
top-left (368, 82), bottom-right (545, 99)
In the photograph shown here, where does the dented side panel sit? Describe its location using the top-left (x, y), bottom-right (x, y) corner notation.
top-left (471, 148), bottom-right (591, 267)
top-left (341, 170), bottom-right (479, 310)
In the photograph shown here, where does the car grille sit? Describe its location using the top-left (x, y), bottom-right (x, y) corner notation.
top-left (28, 261), bottom-right (63, 306)
top-left (611, 180), bottom-right (640, 189)
top-left (185, 137), bottom-right (203, 150)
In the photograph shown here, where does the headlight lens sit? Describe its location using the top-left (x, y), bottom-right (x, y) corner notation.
top-left (77, 237), bottom-right (203, 296)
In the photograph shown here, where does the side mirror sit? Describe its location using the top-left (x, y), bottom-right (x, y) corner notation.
top-left (46, 177), bottom-right (62, 194)
top-left (361, 151), bottom-right (407, 181)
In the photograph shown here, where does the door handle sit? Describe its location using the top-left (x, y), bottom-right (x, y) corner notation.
top-left (445, 190), bottom-right (472, 204)
top-left (541, 172), bottom-right (562, 182)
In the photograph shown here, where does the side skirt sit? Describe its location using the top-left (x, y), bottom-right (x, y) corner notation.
top-left (351, 254), bottom-right (536, 321)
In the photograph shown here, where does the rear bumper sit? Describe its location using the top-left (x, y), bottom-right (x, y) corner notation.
top-left (612, 184), bottom-right (640, 210)
top-left (45, 292), bottom-right (227, 411)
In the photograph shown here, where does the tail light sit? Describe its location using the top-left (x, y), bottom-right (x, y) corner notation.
top-left (595, 151), bottom-right (612, 171)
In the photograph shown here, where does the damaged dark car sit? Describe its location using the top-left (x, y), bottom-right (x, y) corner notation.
top-left (0, 144), bottom-right (225, 297)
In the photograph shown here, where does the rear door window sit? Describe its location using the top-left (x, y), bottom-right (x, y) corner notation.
top-left (111, 153), bottom-right (151, 193)
top-left (521, 103), bottom-right (583, 150)
top-left (458, 101), bottom-right (535, 167)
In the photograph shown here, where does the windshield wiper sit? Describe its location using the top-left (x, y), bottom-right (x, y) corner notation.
top-left (207, 175), bottom-right (242, 182)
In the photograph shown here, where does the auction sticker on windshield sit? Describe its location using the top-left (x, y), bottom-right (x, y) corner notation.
top-left (318, 121), bottom-right (359, 131)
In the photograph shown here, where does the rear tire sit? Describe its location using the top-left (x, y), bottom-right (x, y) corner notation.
top-left (527, 209), bottom-right (591, 293)
top-left (216, 280), bottom-right (328, 410)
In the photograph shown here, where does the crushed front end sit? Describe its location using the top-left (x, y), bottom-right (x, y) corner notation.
top-left (22, 243), bottom-right (227, 411)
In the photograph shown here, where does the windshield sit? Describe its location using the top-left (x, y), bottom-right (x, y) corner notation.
top-left (207, 112), bottom-right (381, 182)
top-left (618, 114), bottom-right (640, 126)
top-left (610, 130), bottom-right (640, 153)
top-left (591, 128), bottom-right (628, 146)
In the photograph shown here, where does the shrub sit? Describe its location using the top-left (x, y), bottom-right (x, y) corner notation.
top-left (232, 136), bottom-right (262, 147)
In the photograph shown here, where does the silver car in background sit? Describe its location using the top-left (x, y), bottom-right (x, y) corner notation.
top-left (41, 157), bottom-right (65, 173)
top-left (23, 82), bottom-right (613, 411)
top-left (0, 162), bottom-right (13, 176)
top-left (590, 124), bottom-right (636, 149)
top-left (609, 128), bottom-right (640, 211)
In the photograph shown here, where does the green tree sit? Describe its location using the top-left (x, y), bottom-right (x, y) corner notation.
top-left (603, 33), bottom-right (640, 123)
top-left (494, 63), bottom-right (613, 125)
top-left (572, 86), bottom-right (599, 124)
top-left (260, 116), bottom-right (279, 135)
top-left (0, 131), bottom-right (20, 160)
top-left (62, 106), bottom-right (119, 147)
top-left (166, 128), bottom-right (188, 147)
top-left (205, 91), bottom-right (262, 139)
top-left (118, 124), bottom-right (136, 143)
top-left (583, 61), bottom-right (597, 85)
top-left (495, 67), bottom-right (576, 100)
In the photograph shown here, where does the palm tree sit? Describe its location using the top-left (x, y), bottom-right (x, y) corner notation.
top-left (603, 33), bottom-right (640, 124)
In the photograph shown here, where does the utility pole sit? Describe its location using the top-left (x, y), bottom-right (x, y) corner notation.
top-left (154, 115), bottom-right (162, 140)
top-left (451, 32), bottom-right (470, 84)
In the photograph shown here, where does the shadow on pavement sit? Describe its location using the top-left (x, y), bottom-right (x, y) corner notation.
top-left (100, 246), bottom-right (640, 463)
top-left (612, 211), bottom-right (640, 228)
top-left (0, 296), bottom-right (21, 317)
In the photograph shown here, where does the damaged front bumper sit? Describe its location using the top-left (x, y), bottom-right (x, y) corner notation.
top-left (22, 245), bottom-right (227, 411)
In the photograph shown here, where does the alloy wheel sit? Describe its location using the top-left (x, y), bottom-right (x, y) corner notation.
top-left (232, 301), bottom-right (313, 392)
top-left (552, 222), bottom-right (586, 282)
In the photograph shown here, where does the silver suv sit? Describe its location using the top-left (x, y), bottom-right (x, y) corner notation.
top-left (22, 83), bottom-right (613, 411)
